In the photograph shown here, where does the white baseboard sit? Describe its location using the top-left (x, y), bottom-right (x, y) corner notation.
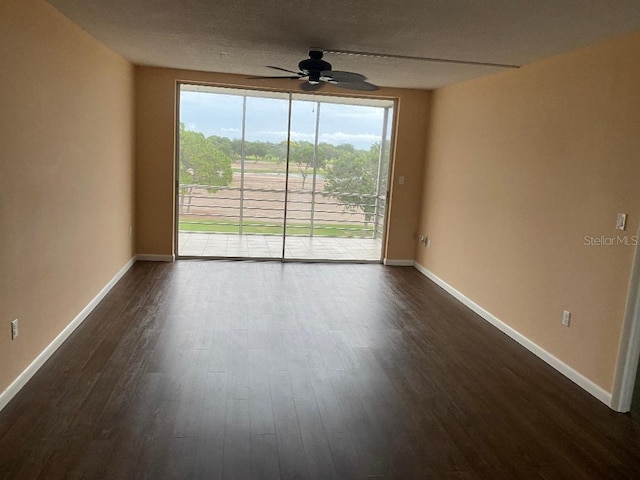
top-left (383, 259), bottom-right (414, 266)
top-left (0, 257), bottom-right (137, 412)
top-left (135, 254), bottom-right (175, 262)
top-left (413, 262), bottom-right (612, 407)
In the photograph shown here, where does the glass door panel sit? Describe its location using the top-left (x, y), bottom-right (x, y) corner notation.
top-left (285, 94), bottom-right (394, 261)
top-left (283, 98), bottom-right (318, 258)
top-left (238, 94), bottom-right (289, 258)
top-left (177, 85), bottom-right (289, 258)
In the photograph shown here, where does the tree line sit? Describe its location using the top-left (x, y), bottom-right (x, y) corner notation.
top-left (179, 123), bottom-right (389, 220)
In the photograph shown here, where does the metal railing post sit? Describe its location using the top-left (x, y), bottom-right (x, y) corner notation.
top-left (373, 106), bottom-right (390, 239)
top-left (239, 96), bottom-right (247, 235)
top-left (310, 101), bottom-right (321, 237)
top-left (281, 95), bottom-right (293, 260)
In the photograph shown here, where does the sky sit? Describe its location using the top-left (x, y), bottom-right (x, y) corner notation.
top-left (180, 90), bottom-right (391, 150)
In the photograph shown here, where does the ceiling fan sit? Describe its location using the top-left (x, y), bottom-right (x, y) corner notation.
top-left (249, 50), bottom-right (380, 92)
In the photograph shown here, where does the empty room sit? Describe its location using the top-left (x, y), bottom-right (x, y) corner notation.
top-left (2, 0), bottom-right (640, 479)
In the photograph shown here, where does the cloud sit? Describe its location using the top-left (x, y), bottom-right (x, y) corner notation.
top-left (180, 91), bottom-right (389, 149)
top-left (258, 130), bottom-right (380, 148)
top-left (324, 108), bottom-right (383, 120)
top-left (321, 132), bottom-right (380, 144)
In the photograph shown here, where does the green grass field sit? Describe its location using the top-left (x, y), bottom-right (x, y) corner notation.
top-left (179, 219), bottom-right (373, 237)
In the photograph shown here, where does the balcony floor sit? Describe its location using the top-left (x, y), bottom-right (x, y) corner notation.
top-left (178, 232), bottom-right (383, 261)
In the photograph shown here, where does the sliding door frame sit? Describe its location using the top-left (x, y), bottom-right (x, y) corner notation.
top-left (173, 80), bottom-right (398, 263)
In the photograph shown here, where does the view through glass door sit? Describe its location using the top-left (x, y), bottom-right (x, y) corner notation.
top-left (177, 84), bottom-right (394, 262)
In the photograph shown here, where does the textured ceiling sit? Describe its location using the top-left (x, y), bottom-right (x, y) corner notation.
top-left (48, 0), bottom-right (640, 89)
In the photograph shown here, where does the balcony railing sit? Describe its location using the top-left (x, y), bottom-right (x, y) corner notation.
top-left (178, 184), bottom-right (387, 239)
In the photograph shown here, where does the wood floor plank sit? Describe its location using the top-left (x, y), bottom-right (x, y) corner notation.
top-left (250, 433), bottom-right (281, 480)
top-left (192, 371), bottom-right (227, 480)
top-left (229, 329), bottom-right (250, 400)
top-left (1, 261), bottom-right (639, 480)
top-left (269, 370), bottom-right (310, 480)
top-left (248, 348), bottom-right (276, 435)
top-left (294, 394), bottom-right (339, 479)
top-left (223, 398), bottom-right (251, 479)
top-left (101, 372), bottom-right (165, 479)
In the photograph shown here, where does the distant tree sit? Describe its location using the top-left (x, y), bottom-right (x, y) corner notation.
top-left (244, 140), bottom-right (265, 162)
top-left (268, 140), bottom-right (289, 173)
top-left (230, 138), bottom-right (243, 160)
top-left (208, 135), bottom-right (235, 158)
top-left (179, 123), bottom-right (233, 212)
top-left (284, 141), bottom-right (340, 188)
top-left (324, 143), bottom-right (381, 223)
top-left (289, 141), bottom-right (329, 189)
top-left (335, 143), bottom-right (357, 156)
top-left (263, 141), bottom-right (287, 171)
top-left (317, 142), bottom-right (340, 165)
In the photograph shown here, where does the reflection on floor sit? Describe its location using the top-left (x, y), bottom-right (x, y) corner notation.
top-left (178, 232), bottom-right (383, 261)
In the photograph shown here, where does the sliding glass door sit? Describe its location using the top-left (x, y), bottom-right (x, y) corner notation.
top-left (176, 84), bottom-right (394, 262)
top-left (177, 86), bottom-right (289, 259)
top-left (285, 95), bottom-right (393, 260)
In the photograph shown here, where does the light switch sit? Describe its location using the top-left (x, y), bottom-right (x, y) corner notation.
top-left (398, 176), bottom-right (405, 185)
top-left (616, 213), bottom-right (627, 231)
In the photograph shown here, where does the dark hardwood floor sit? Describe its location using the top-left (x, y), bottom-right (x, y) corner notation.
top-left (632, 363), bottom-right (640, 418)
top-left (1, 260), bottom-right (639, 479)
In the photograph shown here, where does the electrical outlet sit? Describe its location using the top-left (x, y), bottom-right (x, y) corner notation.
top-left (562, 310), bottom-right (571, 327)
top-left (11, 319), bottom-right (18, 340)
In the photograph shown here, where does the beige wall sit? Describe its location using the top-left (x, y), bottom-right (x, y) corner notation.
top-left (0, 0), bottom-right (135, 394)
top-left (135, 67), bottom-right (430, 260)
top-left (417, 31), bottom-right (640, 392)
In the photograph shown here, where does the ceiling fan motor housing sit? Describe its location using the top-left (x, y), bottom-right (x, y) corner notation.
top-left (299, 50), bottom-right (331, 84)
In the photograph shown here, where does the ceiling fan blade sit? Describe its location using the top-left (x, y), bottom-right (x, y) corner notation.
top-left (321, 70), bottom-right (366, 82)
top-left (267, 66), bottom-right (304, 75)
top-left (332, 81), bottom-right (380, 92)
top-left (300, 82), bottom-right (323, 92)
